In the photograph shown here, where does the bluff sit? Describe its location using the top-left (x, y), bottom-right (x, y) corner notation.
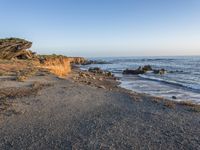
top-left (0, 38), bottom-right (86, 77)
top-left (38, 55), bottom-right (72, 77)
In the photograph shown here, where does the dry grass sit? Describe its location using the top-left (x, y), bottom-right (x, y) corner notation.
top-left (39, 56), bottom-right (71, 77)
top-left (0, 101), bottom-right (11, 112)
top-left (177, 101), bottom-right (200, 112)
top-left (0, 71), bottom-right (5, 76)
top-left (0, 59), bottom-right (37, 78)
top-left (152, 98), bottom-right (161, 103)
top-left (0, 82), bottom-right (52, 114)
top-left (0, 82), bottom-right (51, 100)
top-left (164, 100), bottom-right (176, 109)
top-left (178, 101), bottom-right (196, 107)
top-left (0, 60), bottom-right (28, 72)
top-left (190, 105), bottom-right (200, 112)
top-left (16, 68), bottom-right (38, 82)
top-left (0, 56), bottom-right (72, 78)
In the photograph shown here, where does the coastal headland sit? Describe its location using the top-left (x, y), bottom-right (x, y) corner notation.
top-left (0, 38), bottom-right (200, 149)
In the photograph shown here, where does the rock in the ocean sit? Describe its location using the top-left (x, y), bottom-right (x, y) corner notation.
top-left (123, 65), bottom-right (152, 75)
top-left (123, 69), bottom-right (145, 75)
top-left (153, 69), bottom-right (166, 75)
top-left (0, 38), bottom-right (36, 60)
top-left (123, 65), bottom-right (167, 75)
top-left (172, 96), bottom-right (177, 99)
top-left (142, 65), bottom-right (153, 72)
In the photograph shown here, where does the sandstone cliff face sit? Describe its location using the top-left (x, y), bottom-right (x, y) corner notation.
top-left (39, 56), bottom-right (71, 77)
top-left (38, 55), bottom-right (87, 77)
top-left (0, 38), bottom-right (36, 60)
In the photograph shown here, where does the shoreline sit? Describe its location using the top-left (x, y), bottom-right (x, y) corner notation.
top-left (80, 65), bottom-right (200, 105)
top-left (81, 56), bottom-right (200, 104)
top-left (0, 66), bottom-right (200, 117)
top-left (76, 67), bottom-right (200, 107)
top-left (0, 66), bottom-right (200, 149)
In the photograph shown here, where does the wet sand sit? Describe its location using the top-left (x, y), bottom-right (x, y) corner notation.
top-left (0, 69), bottom-right (200, 149)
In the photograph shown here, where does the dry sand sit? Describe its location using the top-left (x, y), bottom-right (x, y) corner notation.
top-left (0, 69), bottom-right (199, 149)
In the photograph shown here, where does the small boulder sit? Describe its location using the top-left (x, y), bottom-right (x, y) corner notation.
top-left (88, 67), bottom-right (103, 74)
top-left (79, 72), bottom-right (87, 78)
top-left (87, 81), bottom-right (91, 85)
top-left (98, 85), bottom-right (106, 89)
top-left (172, 96), bottom-right (177, 99)
top-left (106, 72), bottom-right (112, 76)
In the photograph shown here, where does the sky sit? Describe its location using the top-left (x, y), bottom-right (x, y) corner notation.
top-left (0, 0), bottom-right (200, 57)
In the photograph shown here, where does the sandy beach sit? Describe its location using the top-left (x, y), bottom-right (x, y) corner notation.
top-left (0, 67), bottom-right (200, 149)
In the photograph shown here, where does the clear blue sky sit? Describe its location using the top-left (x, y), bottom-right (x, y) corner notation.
top-left (0, 0), bottom-right (200, 57)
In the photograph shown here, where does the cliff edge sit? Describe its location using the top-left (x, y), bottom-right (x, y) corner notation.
top-left (0, 38), bottom-right (86, 78)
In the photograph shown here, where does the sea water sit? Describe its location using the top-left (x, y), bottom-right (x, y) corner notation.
top-left (81, 56), bottom-right (200, 104)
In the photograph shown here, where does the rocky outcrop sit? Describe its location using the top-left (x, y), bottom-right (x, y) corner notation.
top-left (88, 67), bottom-right (113, 77)
top-left (88, 67), bottom-right (104, 74)
top-left (0, 37), bottom-right (88, 77)
top-left (123, 65), bottom-right (166, 75)
top-left (68, 57), bottom-right (87, 64)
top-left (0, 38), bottom-right (36, 60)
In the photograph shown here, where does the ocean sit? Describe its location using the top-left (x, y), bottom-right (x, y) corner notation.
top-left (81, 56), bottom-right (200, 104)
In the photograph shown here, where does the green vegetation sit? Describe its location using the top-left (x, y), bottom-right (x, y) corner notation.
top-left (38, 54), bottom-right (66, 59)
top-left (0, 37), bottom-right (27, 43)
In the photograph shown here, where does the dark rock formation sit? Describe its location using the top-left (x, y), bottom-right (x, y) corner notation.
top-left (141, 65), bottom-right (152, 72)
top-left (172, 96), bottom-right (177, 99)
top-left (123, 69), bottom-right (145, 75)
top-left (123, 65), bottom-right (152, 75)
top-left (123, 65), bottom-right (167, 75)
top-left (82, 60), bottom-right (110, 65)
top-left (88, 67), bottom-right (113, 77)
top-left (0, 38), bottom-right (36, 60)
top-left (153, 69), bottom-right (166, 75)
top-left (88, 67), bottom-right (104, 74)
